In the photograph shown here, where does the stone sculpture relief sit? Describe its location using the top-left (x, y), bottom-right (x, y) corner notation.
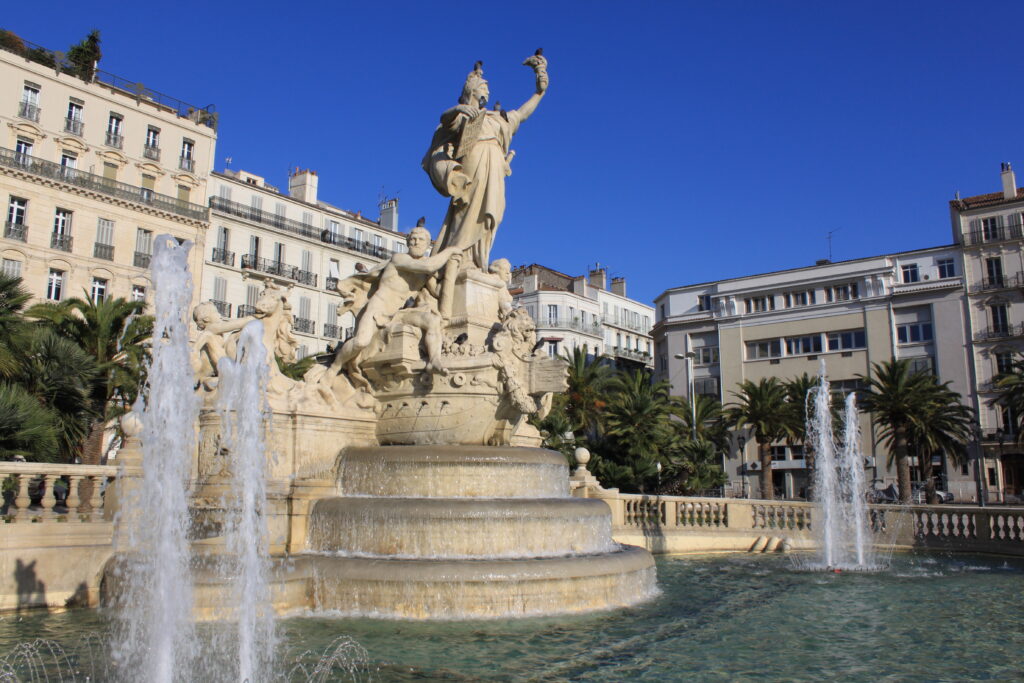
top-left (189, 52), bottom-right (565, 446)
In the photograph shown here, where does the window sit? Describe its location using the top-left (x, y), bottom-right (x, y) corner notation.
top-left (219, 185), bottom-right (232, 201)
top-left (784, 290), bottom-right (815, 307)
top-left (693, 377), bottom-right (720, 398)
top-left (14, 138), bottom-right (33, 163)
top-left (53, 208), bottom-right (72, 235)
top-left (547, 340), bottom-right (559, 358)
top-left (301, 250), bottom-right (313, 273)
top-left (826, 329), bottom-right (867, 351)
top-left (353, 227), bottom-right (364, 243)
top-left (985, 257), bottom-right (1003, 287)
top-left (273, 242), bottom-right (285, 263)
top-left (996, 352), bottom-right (1014, 376)
top-left (249, 235), bottom-right (261, 259)
top-left (907, 356), bottom-right (934, 375)
top-left (61, 151), bottom-right (77, 170)
top-left (746, 339), bottom-right (782, 360)
top-left (896, 322), bottom-right (933, 344)
top-left (180, 139), bottom-right (195, 171)
top-left (547, 305), bottom-right (558, 324)
top-left (103, 162), bottom-right (118, 181)
top-left (901, 264), bottom-right (919, 283)
top-left (141, 174), bottom-right (156, 201)
top-left (145, 127), bottom-right (159, 147)
top-left (991, 304), bottom-right (1010, 334)
top-left (131, 285), bottom-right (146, 302)
top-left (135, 228), bottom-right (153, 255)
top-left (217, 226), bottom-right (230, 251)
top-left (826, 283), bottom-right (859, 302)
top-left (937, 258), bottom-right (955, 279)
top-left (327, 220), bottom-right (340, 241)
top-left (982, 216), bottom-right (1002, 241)
top-left (2, 258), bottom-right (21, 278)
top-left (302, 211), bottom-right (314, 227)
top-left (250, 195), bottom-right (263, 211)
top-left (7, 196), bottom-right (27, 226)
top-left (785, 334), bottom-right (823, 355)
top-left (744, 296), bottom-right (773, 313)
top-left (19, 84), bottom-right (40, 120)
top-left (106, 113), bottom-right (123, 143)
top-left (660, 303), bottom-right (666, 319)
top-left (698, 295), bottom-right (712, 312)
top-left (770, 446), bottom-right (788, 461)
top-left (177, 185), bottom-right (191, 202)
top-left (95, 218), bottom-right (114, 260)
top-left (46, 269), bottom-right (64, 301)
top-left (830, 379), bottom-right (865, 397)
top-left (65, 101), bottom-right (84, 135)
top-left (90, 278), bottom-right (107, 304)
top-left (694, 346), bottom-right (719, 365)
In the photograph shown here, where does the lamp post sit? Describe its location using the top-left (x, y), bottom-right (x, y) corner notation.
top-left (655, 460), bottom-right (662, 491)
top-left (673, 352), bottom-right (698, 439)
top-left (971, 423), bottom-right (985, 507)
top-left (738, 435), bottom-right (748, 498)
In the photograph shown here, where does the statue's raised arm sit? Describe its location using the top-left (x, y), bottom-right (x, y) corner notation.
top-left (423, 51), bottom-right (550, 271)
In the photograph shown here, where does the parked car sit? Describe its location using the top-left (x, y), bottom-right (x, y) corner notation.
top-left (911, 482), bottom-right (954, 504)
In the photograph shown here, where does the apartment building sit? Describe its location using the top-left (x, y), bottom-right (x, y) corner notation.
top-left (203, 168), bottom-right (407, 359)
top-left (653, 245), bottom-right (977, 501)
top-left (951, 163), bottom-right (1024, 502)
top-left (0, 36), bottom-right (216, 306)
top-left (510, 264), bottom-right (654, 368)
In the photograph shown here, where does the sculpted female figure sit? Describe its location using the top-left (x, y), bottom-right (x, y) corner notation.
top-left (423, 52), bottom-right (548, 270)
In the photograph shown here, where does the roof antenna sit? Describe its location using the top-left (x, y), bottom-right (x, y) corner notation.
top-left (827, 229), bottom-right (841, 262)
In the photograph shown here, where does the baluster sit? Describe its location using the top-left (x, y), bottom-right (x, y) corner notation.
top-left (38, 474), bottom-right (56, 521)
top-left (14, 475), bottom-right (31, 522)
top-left (86, 476), bottom-right (103, 522)
top-left (66, 475), bottom-right (83, 522)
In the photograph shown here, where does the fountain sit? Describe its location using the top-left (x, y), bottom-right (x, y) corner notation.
top-left (806, 362), bottom-right (878, 570)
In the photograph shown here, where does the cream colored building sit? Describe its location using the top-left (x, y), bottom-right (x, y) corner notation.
top-left (510, 264), bottom-right (653, 368)
top-left (203, 168), bottom-right (408, 358)
top-left (0, 39), bottom-right (215, 305)
top-left (951, 163), bottom-right (1024, 503)
top-left (653, 245), bottom-right (978, 501)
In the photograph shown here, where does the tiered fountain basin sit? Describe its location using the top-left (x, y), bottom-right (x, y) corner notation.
top-left (291, 444), bottom-right (657, 619)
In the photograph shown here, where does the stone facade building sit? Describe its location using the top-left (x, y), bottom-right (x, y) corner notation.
top-left (0, 39), bottom-right (216, 306)
top-left (510, 264), bottom-right (653, 368)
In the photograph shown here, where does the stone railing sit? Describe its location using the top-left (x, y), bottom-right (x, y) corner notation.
top-left (1, 462), bottom-right (118, 523)
top-left (594, 491), bottom-right (1024, 556)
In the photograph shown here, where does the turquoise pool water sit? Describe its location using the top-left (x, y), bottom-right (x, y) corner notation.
top-left (2, 552), bottom-right (1022, 681)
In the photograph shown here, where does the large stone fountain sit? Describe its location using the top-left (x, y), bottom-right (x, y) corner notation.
top-left (112, 53), bottom-right (656, 622)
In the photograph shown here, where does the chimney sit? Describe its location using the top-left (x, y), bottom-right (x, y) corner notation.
top-left (1001, 162), bottom-right (1017, 201)
top-left (571, 275), bottom-right (587, 294)
top-left (611, 277), bottom-right (626, 297)
top-left (289, 168), bottom-right (318, 204)
top-left (379, 197), bottom-right (399, 232)
top-left (588, 265), bottom-right (607, 290)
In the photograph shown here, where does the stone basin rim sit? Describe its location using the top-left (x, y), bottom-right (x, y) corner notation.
top-left (310, 496), bottom-right (610, 518)
top-left (341, 445), bottom-right (567, 466)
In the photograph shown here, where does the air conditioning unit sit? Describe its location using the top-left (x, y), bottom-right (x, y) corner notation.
top-left (746, 462), bottom-right (762, 472)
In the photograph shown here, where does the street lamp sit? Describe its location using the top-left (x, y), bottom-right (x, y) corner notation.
top-left (738, 435), bottom-right (748, 498)
top-left (971, 423), bottom-right (986, 507)
top-left (674, 352), bottom-right (698, 439)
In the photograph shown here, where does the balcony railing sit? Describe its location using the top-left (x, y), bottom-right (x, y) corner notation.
top-left (0, 147), bottom-right (208, 221)
top-left (971, 273), bottom-right (1023, 293)
top-left (17, 101), bottom-right (40, 122)
top-left (93, 243), bottom-right (114, 260)
top-left (293, 317), bottom-right (316, 334)
top-left (975, 323), bottom-right (1024, 341)
top-left (612, 346), bottom-right (653, 363)
top-left (64, 117), bottom-right (84, 136)
top-left (326, 277), bottom-right (339, 291)
top-left (179, 156), bottom-right (194, 172)
top-left (211, 300), bottom-right (232, 318)
top-left (537, 318), bottom-right (603, 335)
top-left (143, 144), bottom-right (160, 161)
top-left (133, 251), bottom-right (151, 268)
top-left (105, 132), bottom-right (123, 149)
top-left (210, 196), bottom-right (391, 260)
top-left (240, 253), bottom-right (317, 287)
top-left (4, 221), bottom-right (27, 242)
top-left (324, 323), bottom-right (341, 338)
top-left (50, 233), bottom-right (73, 252)
top-left (602, 315), bottom-right (651, 333)
top-left (237, 304), bottom-right (257, 318)
top-left (965, 224), bottom-right (1024, 247)
top-left (211, 247), bottom-right (235, 266)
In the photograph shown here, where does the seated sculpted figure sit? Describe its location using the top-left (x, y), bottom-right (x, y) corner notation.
top-left (191, 301), bottom-right (249, 389)
top-left (325, 226), bottom-right (462, 388)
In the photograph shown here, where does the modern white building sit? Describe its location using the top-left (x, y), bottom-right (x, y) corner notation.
top-left (510, 264), bottom-right (653, 368)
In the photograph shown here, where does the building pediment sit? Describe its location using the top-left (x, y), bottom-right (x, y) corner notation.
top-left (97, 149), bottom-right (128, 166)
top-left (134, 161), bottom-right (166, 177)
top-left (173, 171), bottom-right (199, 188)
top-left (54, 136), bottom-right (90, 153)
top-left (7, 121), bottom-right (46, 140)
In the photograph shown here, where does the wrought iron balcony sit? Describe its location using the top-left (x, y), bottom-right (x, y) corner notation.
top-left (240, 253), bottom-right (317, 287)
top-left (971, 273), bottom-right (1023, 293)
top-left (210, 247), bottom-right (235, 266)
top-left (964, 224), bottom-right (1024, 247)
top-left (537, 318), bottom-right (603, 335)
top-left (293, 317), bottom-right (315, 334)
top-left (64, 117), bottom-right (84, 136)
top-left (612, 346), bottom-right (653, 363)
top-left (133, 251), bottom-right (151, 268)
top-left (50, 233), bottom-right (73, 252)
top-left (324, 323), bottom-right (342, 338)
top-left (237, 304), bottom-right (257, 318)
top-left (211, 300), bottom-right (232, 318)
top-left (18, 101), bottom-right (40, 122)
top-left (93, 243), bottom-right (114, 260)
top-left (326, 277), bottom-right (339, 291)
top-left (143, 144), bottom-right (160, 161)
top-left (105, 132), bottom-right (123, 149)
top-left (4, 221), bottom-right (27, 242)
top-left (975, 323), bottom-right (1024, 341)
top-left (602, 314), bottom-right (651, 333)
top-left (179, 156), bottom-right (194, 172)
top-left (0, 147), bottom-right (207, 221)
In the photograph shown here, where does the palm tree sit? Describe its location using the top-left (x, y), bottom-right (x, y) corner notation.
top-left (0, 274), bottom-right (32, 378)
top-left (599, 369), bottom-right (677, 492)
top-left (562, 345), bottom-right (614, 439)
top-left (993, 354), bottom-right (1024, 435)
top-left (0, 383), bottom-right (59, 461)
top-left (277, 354), bottom-right (317, 381)
top-left (909, 383), bottom-right (973, 503)
top-left (27, 295), bottom-right (150, 464)
top-left (673, 394), bottom-right (730, 454)
top-left (858, 359), bottom-right (971, 503)
top-left (726, 378), bottom-right (791, 500)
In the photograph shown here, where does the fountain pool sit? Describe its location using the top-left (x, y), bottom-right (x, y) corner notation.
top-left (2, 552), bottom-right (1021, 681)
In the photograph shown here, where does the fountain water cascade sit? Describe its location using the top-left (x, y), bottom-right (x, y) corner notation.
top-left (807, 362), bottom-right (879, 570)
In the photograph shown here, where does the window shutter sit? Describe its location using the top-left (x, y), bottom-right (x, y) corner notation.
top-left (214, 276), bottom-right (227, 301)
top-left (302, 250), bottom-right (313, 273)
top-left (299, 296), bottom-right (311, 320)
top-left (246, 285), bottom-right (259, 308)
top-left (97, 218), bottom-right (114, 245)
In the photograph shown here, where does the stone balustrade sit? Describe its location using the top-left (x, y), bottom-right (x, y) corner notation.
top-left (1, 462), bottom-right (118, 523)
top-left (593, 491), bottom-right (1024, 556)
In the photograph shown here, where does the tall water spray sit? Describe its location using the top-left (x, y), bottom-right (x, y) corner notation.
top-left (808, 361), bottom-right (876, 570)
top-left (113, 236), bottom-right (199, 682)
top-left (215, 321), bottom-right (276, 681)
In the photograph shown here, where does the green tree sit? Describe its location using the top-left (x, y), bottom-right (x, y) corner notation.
top-left (277, 354), bottom-right (316, 381)
top-left (726, 378), bottom-right (791, 500)
top-left (0, 384), bottom-right (58, 461)
top-left (909, 383), bottom-right (973, 503)
top-left (993, 354), bottom-right (1024, 434)
top-left (666, 438), bottom-right (728, 495)
top-left (562, 345), bottom-right (614, 439)
top-left (66, 29), bottom-right (101, 81)
top-left (673, 394), bottom-right (730, 453)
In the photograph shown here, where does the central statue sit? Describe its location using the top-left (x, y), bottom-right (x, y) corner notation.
top-left (423, 52), bottom-right (548, 270)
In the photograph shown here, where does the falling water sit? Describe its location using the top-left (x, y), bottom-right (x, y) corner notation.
top-left (215, 320), bottom-right (276, 681)
top-left (112, 235), bottom-right (199, 681)
top-left (806, 361), bottom-right (880, 570)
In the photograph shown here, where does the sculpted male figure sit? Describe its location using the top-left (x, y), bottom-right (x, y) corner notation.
top-left (423, 52), bottom-right (548, 270)
top-left (327, 227), bottom-right (462, 384)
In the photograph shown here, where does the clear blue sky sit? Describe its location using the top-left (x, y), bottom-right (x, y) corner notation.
top-left (7, 2), bottom-right (1024, 304)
